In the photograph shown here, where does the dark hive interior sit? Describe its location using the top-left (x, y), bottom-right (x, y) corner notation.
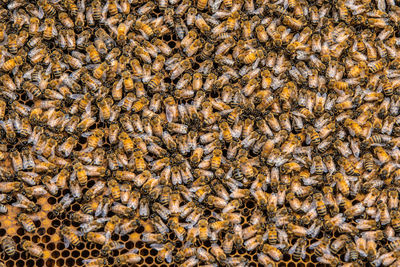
top-left (0, 0), bottom-right (399, 266)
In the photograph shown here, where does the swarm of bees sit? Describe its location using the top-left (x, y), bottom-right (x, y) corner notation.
top-left (1, 0), bottom-right (400, 266)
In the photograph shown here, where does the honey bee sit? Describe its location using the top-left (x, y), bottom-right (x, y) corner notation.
top-left (115, 250), bottom-right (141, 264)
top-left (152, 242), bottom-right (175, 263)
top-left (17, 213), bottom-right (36, 233)
top-left (86, 45), bottom-right (101, 64)
top-left (84, 232), bottom-right (107, 245)
top-left (71, 162), bottom-right (87, 186)
top-left (21, 240), bottom-right (43, 258)
top-left (2, 56), bottom-right (23, 72)
top-left (38, 0), bottom-right (56, 16)
top-left (1, 236), bottom-right (16, 256)
top-left (60, 225), bottom-right (81, 248)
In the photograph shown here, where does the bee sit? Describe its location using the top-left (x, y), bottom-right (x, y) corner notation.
top-left (17, 213), bottom-right (36, 233)
top-left (261, 244), bottom-right (283, 261)
top-left (338, 157), bottom-right (360, 176)
top-left (84, 181), bottom-right (105, 202)
top-left (38, 0), bottom-right (56, 16)
top-left (73, 162), bottom-right (87, 186)
top-left (60, 225), bottom-right (81, 248)
top-left (369, 58), bottom-right (387, 73)
top-left (115, 250), bottom-right (141, 264)
top-left (84, 232), bottom-right (107, 245)
top-left (52, 193), bottom-right (74, 217)
top-left (2, 56), bottom-right (23, 72)
top-left (118, 132), bottom-right (134, 154)
top-left (209, 149), bottom-right (223, 170)
top-left (289, 238), bottom-right (307, 261)
top-left (1, 236), bottom-right (16, 256)
top-left (152, 242), bottom-right (175, 263)
top-left (21, 240), bottom-right (43, 258)
top-left (197, 0), bottom-right (208, 10)
top-left (86, 45), bottom-right (101, 64)
top-left (331, 170), bottom-right (350, 195)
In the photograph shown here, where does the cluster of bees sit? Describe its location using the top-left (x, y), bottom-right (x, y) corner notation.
top-left (0, 0), bottom-right (400, 266)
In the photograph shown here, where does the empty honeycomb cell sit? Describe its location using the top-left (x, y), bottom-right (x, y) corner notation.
top-left (56, 259), bottom-right (64, 266)
top-left (81, 250), bottom-right (89, 258)
top-left (150, 248), bottom-right (158, 257)
top-left (66, 258), bottom-right (75, 266)
top-left (136, 241), bottom-right (144, 249)
top-left (47, 197), bottom-right (56, 205)
top-left (26, 259), bottom-right (34, 267)
top-left (140, 248), bottom-right (149, 256)
top-left (71, 204), bottom-right (80, 212)
top-left (50, 220), bottom-right (60, 228)
top-left (75, 258), bottom-right (83, 265)
top-left (46, 243), bottom-right (55, 251)
top-left (90, 250), bottom-right (100, 257)
top-left (61, 251), bottom-right (70, 258)
top-left (37, 228), bottom-right (46, 236)
top-left (45, 259), bottom-right (55, 267)
top-left (145, 256), bottom-right (154, 264)
top-left (51, 251), bottom-right (60, 259)
top-left (31, 235), bottom-right (40, 243)
top-left (71, 251), bottom-right (79, 258)
top-left (126, 241), bottom-right (134, 249)
top-left (56, 243), bottom-right (65, 250)
top-left (16, 228), bottom-right (25, 236)
top-left (283, 254), bottom-right (291, 261)
top-left (16, 260), bottom-right (24, 267)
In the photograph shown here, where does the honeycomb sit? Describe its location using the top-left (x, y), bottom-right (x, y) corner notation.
top-left (0, 0), bottom-right (400, 266)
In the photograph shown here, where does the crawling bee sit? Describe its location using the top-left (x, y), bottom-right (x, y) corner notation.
top-left (60, 225), bottom-right (81, 248)
top-left (21, 240), bottom-right (43, 258)
top-left (1, 236), bottom-right (16, 256)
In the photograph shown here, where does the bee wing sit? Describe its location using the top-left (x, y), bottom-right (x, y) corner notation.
top-left (38, 23), bottom-right (46, 33)
top-left (149, 243), bottom-right (164, 251)
top-left (344, 248), bottom-right (350, 262)
top-left (37, 7), bottom-right (44, 19)
top-left (101, 1), bottom-right (109, 17)
top-left (105, 232), bottom-right (111, 243)
top-left (12, 202), bottom-right (26, 209)
top-left (52, 26), bottom-right (58, 37)
top-left (306, 222), bottom-right (316, 237)
top-left (288, 242), bottom-right (298, 255)
top-left (128, 248), bottom-right (139, 254)
top-left (310, 160), bottom-right (316, 174)
top-left (301, 244), bottom-right (307, 259)
top-left (157, 252), bottom-right (170, 264)
top-left (63, 236), bottom-right (71, 249)
top-left (372, 211), bottom-right (381, 225)
top-left (308, 240), bottom-right (322, 249)
top-left (95, 202), bottom-right (104, 217)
